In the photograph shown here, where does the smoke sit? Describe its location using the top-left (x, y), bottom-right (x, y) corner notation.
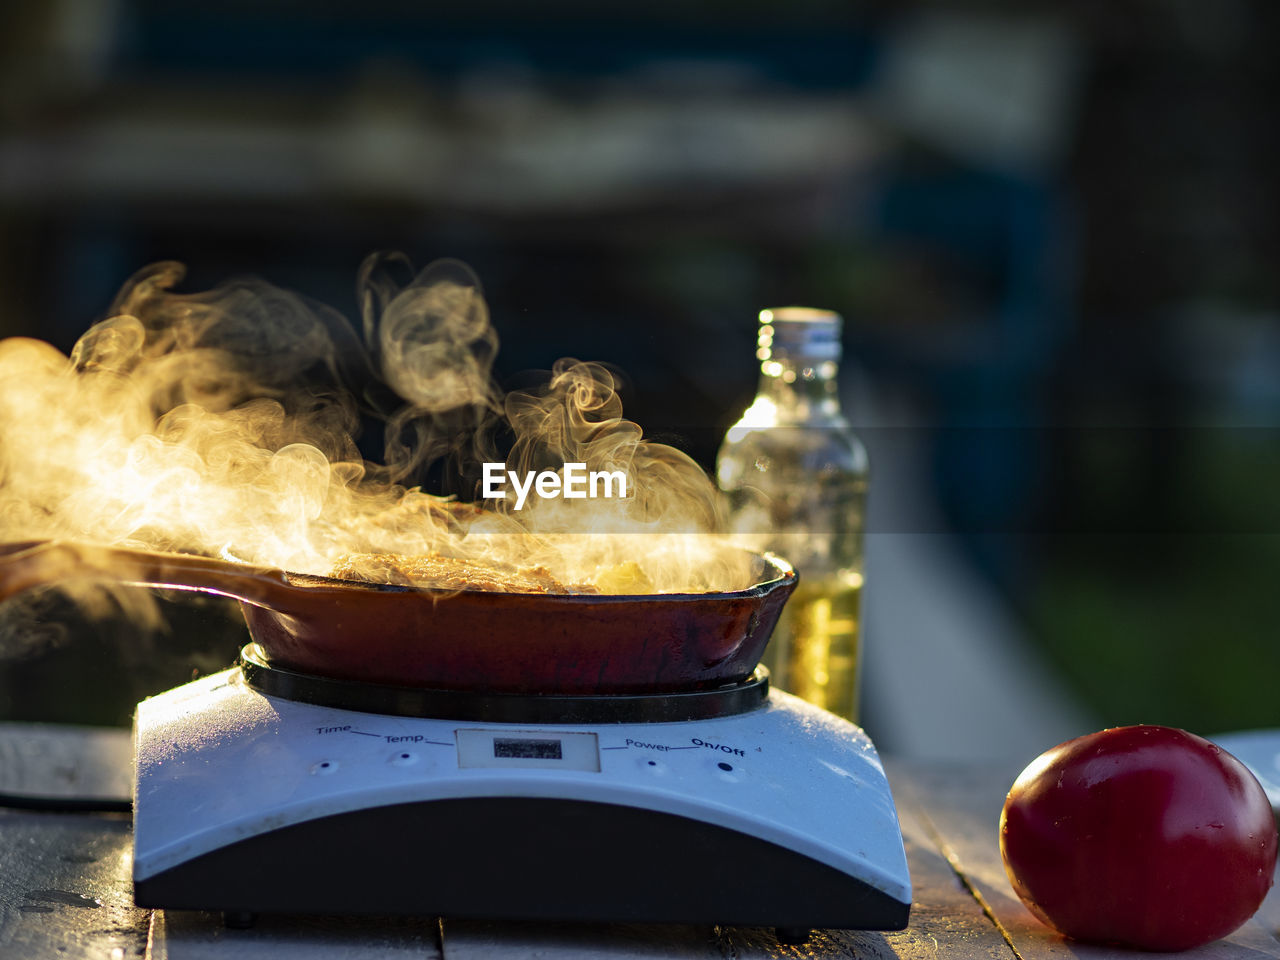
top-left (0, 253), bottom-right (752, 603)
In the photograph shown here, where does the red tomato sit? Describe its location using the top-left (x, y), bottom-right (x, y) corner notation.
top-left (1000, 725), bottom-right (1278, 951)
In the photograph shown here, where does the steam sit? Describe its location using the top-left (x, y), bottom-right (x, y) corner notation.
top-left (359, 254), bottom-right (503, 485)
top-left (0, 254), bottom-right (752, 601)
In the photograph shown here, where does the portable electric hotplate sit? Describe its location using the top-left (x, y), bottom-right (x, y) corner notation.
top-left (132, 644), bottom-right (911, 939)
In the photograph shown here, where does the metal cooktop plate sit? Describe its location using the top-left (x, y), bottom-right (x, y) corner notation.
top-left (239, 645), bottom-right (769, 724)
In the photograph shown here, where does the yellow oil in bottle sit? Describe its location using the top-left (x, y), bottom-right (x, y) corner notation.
top-left (717, 307), bottom-right (868, 724)
top-left (759, 571), bottom-right (862, 722)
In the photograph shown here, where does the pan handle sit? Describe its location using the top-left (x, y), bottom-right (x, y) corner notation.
top-left (0, 540), bottom-right (295, 608)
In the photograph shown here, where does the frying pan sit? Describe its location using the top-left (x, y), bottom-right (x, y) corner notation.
top-left (0, 540), bottom-right (796, 694)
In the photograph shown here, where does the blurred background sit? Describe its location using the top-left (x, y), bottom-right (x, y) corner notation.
top-left (0, 0), bottom-right (1277, 757)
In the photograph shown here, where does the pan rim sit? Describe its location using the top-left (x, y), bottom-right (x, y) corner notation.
top-left (279, 550), bottom-right (797, 602)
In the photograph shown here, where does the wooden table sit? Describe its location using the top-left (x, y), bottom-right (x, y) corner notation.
top-left (1, 726), bottom-right (1278, 960)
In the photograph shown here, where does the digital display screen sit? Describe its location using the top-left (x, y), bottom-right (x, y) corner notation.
top-left (494, 737), bottom-right (563, 760)
top-left (456, 728), bottom-right (599, 771)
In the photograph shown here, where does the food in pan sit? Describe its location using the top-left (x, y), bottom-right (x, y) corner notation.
top-left (329, 552), bottom-right (586, 594)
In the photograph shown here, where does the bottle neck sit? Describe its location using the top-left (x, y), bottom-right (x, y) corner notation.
top-left (755, 354), bottom-right (843, 423)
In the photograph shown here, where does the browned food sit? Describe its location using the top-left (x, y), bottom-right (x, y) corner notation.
top-left (329, 552), bottom-right (589, 594)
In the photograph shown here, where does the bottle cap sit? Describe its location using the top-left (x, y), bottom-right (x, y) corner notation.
top-left (758, 307), bottom-right (842, 362)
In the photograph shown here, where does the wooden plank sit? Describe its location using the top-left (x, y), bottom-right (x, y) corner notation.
top-left (884, 772), bottom-right (1016, 960)
top-left (148, 911), bottom-right (440, 960)
top-left (0, 723), bottom-right (132, 808)
top-left (896, 761), bottom-right (1280, 960)
top-left (439, 918), bottom-right (720, 959)
top-left (442, 918), bottom-right (909, 960)
top-left (0, 807), bottom-right (149, 960)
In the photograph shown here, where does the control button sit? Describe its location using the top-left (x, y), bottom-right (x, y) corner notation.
top-left (311, 760), bottom-right (339, 775)
top-left (714, 760), bottom-right (743, 783)
top-left (390, 751), bottom-right (419, 767)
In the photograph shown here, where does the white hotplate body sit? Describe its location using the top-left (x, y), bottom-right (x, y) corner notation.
top-left (133, 667), bottom-right (911, 920)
